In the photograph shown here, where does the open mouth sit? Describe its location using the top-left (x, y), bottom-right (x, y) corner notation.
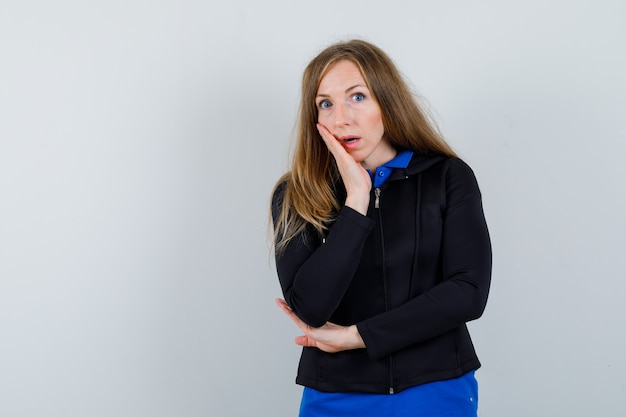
top-left (342, 137), bottom-right (360, 143)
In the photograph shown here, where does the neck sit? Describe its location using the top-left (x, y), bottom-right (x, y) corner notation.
top-left (361, 144), bottom-right (397, 171)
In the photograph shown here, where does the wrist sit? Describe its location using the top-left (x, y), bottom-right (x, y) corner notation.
top-left (345, 195), bottom-right (369, 216)
top-left (347, 325), bottom-right (366, 350)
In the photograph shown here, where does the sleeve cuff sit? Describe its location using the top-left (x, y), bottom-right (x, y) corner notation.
top-left (336, 205), bottom-right (374, 231)
top-left (356, 320), bottom-right (384, 360)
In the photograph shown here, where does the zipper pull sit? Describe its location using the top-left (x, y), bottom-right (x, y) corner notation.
top-left (389, 387), bottom-right (394, 394)
top-left (374, 188), bottom-right (381, 209)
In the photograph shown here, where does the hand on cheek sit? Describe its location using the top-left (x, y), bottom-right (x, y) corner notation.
top-left (316, 124), bottom-right (371, 215)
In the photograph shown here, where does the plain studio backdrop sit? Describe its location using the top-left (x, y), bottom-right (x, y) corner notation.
top-left (1, 1), bottom-right (625, 416)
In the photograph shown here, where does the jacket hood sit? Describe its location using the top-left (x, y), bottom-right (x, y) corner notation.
top-left (389, 152), bottom-right (447, 181)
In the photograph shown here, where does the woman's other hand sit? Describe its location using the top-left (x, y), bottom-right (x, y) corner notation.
top-left (275, 298), bottom-right (365, 353)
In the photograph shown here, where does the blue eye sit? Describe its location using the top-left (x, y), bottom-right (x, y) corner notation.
top-left (352, 93), bottom-right (365, 102)
top-left (318, 100), bottom-right (332, 109)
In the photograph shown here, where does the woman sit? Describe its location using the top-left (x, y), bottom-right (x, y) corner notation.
top-left (271, 39), bottom-right (491, 417)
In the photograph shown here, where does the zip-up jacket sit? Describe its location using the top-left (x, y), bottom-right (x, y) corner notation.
top-left (272, 155), bottom-right (492, 394)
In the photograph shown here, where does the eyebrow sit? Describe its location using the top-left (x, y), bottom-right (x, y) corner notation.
top-left (316, 84), bottom-right (367, 98)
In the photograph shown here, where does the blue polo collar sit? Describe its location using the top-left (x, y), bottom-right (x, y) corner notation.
top-left (368, 150), bottom-right (413, 188)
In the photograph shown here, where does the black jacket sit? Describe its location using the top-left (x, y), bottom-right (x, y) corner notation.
top-left (272, 155), bottom-right (492, 394)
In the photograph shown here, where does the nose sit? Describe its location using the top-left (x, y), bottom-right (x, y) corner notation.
top-left (334, 102), bottom-right (352, 127)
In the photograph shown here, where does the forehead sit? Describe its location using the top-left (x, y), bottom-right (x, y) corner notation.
top-left (317, 60), bottom-right (366, 94)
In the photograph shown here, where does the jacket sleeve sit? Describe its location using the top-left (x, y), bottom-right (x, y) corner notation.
top-left (356, 159), bottom-right (492, 360)
top-left (272, 183), bottom-right (375, 327)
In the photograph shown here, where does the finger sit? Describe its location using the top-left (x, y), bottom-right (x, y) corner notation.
top-left (275, 298), bottom-right (291, 311)
top-left (315, 123), bottom-right (333, 142)
top-left (295, 335), bottom-right (317, 348)
top-left (275, 299), bottom-right (296, 318)
top-left (275, 299), bottom-right (310, 333)
top-left (316, 123), bottom-right (344, 155)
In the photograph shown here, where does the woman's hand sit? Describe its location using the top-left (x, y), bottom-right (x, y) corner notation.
top-left (317, 123), bottom-right (371, 215)
top-left (275, 299), bottom-right (365, 353)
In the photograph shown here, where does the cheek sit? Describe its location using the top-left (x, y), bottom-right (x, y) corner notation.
top-left (361, 103), bottom-right (383, 126)
top-left (366, 111), bottom-right (384, 133)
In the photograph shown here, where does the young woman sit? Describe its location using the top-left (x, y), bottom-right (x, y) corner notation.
top-left (271, 39), bottom-right (492, 417)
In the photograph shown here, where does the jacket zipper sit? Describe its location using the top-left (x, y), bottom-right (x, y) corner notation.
top-left (375, 187), bottom-right (394, 394)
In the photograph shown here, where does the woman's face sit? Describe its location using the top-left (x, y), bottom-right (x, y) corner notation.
top-left (315, 60), bottom-right (396, 171)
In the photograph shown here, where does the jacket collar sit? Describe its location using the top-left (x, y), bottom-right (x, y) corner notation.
top-left (387, 152), bottom-right (447, 182)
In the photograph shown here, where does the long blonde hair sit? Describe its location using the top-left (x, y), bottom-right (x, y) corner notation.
top-left (273, 39), bottom-right (456, 254)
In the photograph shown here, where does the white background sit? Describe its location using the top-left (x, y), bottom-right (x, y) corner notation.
top-left (1, 1), bottom-right (625, 416)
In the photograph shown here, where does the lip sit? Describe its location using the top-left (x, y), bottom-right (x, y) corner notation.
top-left (337, 135), bottom-right (361, 150)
